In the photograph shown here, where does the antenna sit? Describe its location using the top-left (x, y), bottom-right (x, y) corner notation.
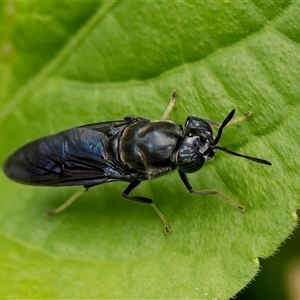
top-left (212, 110), bottom-right (272, 166)
top-left (213, 109), bottom-right (235, 145)
top-left (214, 146), bottom-right (272, 165)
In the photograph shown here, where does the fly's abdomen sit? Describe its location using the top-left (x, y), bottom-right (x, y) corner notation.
top-left (3, 128), bottom-right (111, 186)
top-left (4, 137), bottom-right (62, 184)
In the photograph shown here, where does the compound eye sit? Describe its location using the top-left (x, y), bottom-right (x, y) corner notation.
top-left (186, 118), bottom-right (213, 134)
top-left (177, 144), bottom-right (205, 173)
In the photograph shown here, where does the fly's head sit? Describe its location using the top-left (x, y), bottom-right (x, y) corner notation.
top-left (176, 110), bottom-right (271, 174)
top-left (176, 116), bottom-right (215, 173)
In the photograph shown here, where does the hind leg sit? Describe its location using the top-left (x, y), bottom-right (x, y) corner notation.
top-left (46, 187), bottom-right (88, 216)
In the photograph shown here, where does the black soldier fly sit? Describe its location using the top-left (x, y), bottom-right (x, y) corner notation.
top-left (3, 91), bottom-right (271, 234)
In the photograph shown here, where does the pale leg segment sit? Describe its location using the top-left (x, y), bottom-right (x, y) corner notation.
top-left (46, 187), bottom-right (88, 216)
top-left (202, 111), bottom-right (251, 129)
top-left (162, 90), bottom-right (178, 120)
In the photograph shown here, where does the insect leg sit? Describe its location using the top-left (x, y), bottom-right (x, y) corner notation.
top-left (122, 180), bottom-right (171, 234)
top-left (178, 170), bottom-right (245, 212)
top-left (161, 90), bottom-right (178, 120)
top-left (201, 111), bottom-right (251, 129)
top-left (46, 187), bottom-right (88, 216)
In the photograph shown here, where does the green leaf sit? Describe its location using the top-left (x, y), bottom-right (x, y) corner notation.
top-left (0, 1), bottom-right (299, 298)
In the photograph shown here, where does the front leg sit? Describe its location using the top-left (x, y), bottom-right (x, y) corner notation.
top-left (200, 112), bottom-right (251, 129)
top-left (178, 170), bottom-right (245, 212)
top-left (122, 180), bottom-right (171, 234)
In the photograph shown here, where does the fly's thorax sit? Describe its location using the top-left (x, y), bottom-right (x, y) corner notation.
top-left (119, 120), bottom-right (184, 178)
